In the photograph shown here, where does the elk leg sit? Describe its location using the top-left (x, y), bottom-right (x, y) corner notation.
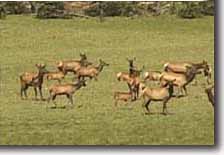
top-left (162, 99), bottom-right (169, 115)
top-left (24, 86), bottom-right (28, 99)
top-left (20, 85), bottom-right (26, 99)
top-left (183, 85), bottom-right (188, 96)
top-left (114, 100), bottom-right (118, 107)
top-left (69, 95), bottom-right (73, 105)
top-left (34, 87), bottom-right (38, 100)
top-left (144, 99), bottom-right (151, 114)
top-left (136, 84), bottom-right (139, 99)
top-left (38, 86), bottom-right (44, 100)
top-left (52, 95), bottom-right (57, 107)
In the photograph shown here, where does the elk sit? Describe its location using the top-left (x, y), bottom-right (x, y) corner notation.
top-left (45, 70), bottom-right (66, 83)
top-left (163, 60), bottom-right (212, 84)
top-left (76, 59), bottom-right (109, 81)
top-left (139, 79), bottom-right (176, 115)
top-left (160, 66), bottom-right (200, 97)
top-left (47, 79), bottom-right (87, 106)
top-left (20, 63), bottom-right (49, 100)
top-left (116, 72), bottom-right (141, 101)
top-left (205, 85), bottom-right (214, 107)
top-left (57, 53), bottom-right (92, 75)
top-left (113, 91), bottom-right (133, 107)
top-left (144, 71), bottom-right (162, 83)
top-left (126, 57), bottom-right (144, 77)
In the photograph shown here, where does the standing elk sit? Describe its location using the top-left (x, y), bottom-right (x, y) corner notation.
top-left (57, 53), bottom-right (93, 75)
top-left (139, 79), bottom-right (176, 115)
top-left (116, 72), bottom-right (141, 101)
top-left (205, 85), bottom-right (214, 107)
top-left (75, 59), bottom-right (109, 81)
top-left (20, 63), bottom-right (49, 100)
top-left (160, 66), bottom-right (200, 97)
top-left (47, 79), bottom-right (87, 106)
top-left (163, 60), bottom-right (212, 84)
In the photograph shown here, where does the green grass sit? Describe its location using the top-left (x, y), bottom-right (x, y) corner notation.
top-left (0, 15), bottom-right (214, 145)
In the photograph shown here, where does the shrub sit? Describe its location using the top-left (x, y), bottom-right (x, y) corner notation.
top-left (36, 2), bottom-right (72, 19)
top-left (177, 2), bottom-right (202, 19)
top-left (85, 2), bottom-right (139, 17)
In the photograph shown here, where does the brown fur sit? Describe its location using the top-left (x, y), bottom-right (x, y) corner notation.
top-left (116, 72), bottom-right (141, 100)
top-left (76, 59), bottom-right (109, 81)
top-left (20, 63), bottom-right (48, 100)
top-left (57, 53), bottom-right (92, 75)
top-left (139, 80), bottom-right (175, 115)
top-left (114, 91), bottom-right (133, 106)
top-left (48, 80), bottom-right (86, 105)
top-left (46, 70), bottom-right (66, 83)
top-left (163, 60), bottom-right (212, 84)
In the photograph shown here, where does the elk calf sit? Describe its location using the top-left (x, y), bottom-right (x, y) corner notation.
top-left (20, 63), bottom-right (48, 100)
top-left (114, 91), bottom-right (133, 107)
top-left (47, 80), bottom-right (86, 106)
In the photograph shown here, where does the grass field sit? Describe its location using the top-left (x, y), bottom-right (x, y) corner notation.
top-left (0, 15), bottom-right (214, 145)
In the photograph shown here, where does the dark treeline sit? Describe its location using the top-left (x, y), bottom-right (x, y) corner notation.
top-left (0, 1), bottom-right (214, 20)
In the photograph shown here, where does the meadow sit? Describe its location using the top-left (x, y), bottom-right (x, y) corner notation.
top-left (0, 15), bottom-right (214, 145)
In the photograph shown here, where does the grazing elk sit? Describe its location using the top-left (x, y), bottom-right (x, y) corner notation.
top-left (20, 63), bottom-right (49, 100)
top-left (139, 79), bottom-right (176, 115)
top-left (76, 59), bottom-right (109, 81)
top-left (57, 53), bottom-right (92, 75)
top-left (45, 70), bottom-right (66, 83)
top-left (160, 66), bottom-right (200, 97)
top-left (163, 60), bottom-right (212, 84)
top-left (116, 72), bottom-right (141, 101)
top-left (47, 79), bottom-right (87, 106)
top-left (205, 85), bottom-right (214, 107)
top-left (113, 91), bottom-right (133, 107)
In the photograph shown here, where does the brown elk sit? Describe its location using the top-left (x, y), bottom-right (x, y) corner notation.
top-left (205, 85), bottom-right (214, 107)
top-left (160, 66), bottom-right (200, 97)
top-left (163, 60), bottom-right (212, 84)
top-left (139, 79), bottom-right (176, 115)
top-left (45, 70), bottom-right (66, 83)
top-left (144, 71), bottom-right (162, 82)
top-left (57, 53), bottom-right (92, 75)
top-left (76, 59), bottom-right (109, 81)
top-left (116, 72), bottom-right (141, 100)
top-left (20, 63), bottom-right (49, 100)
top-left (47, 79), bottom-right (87, 106)
top-left (113, 91), bottom-right (133, 107)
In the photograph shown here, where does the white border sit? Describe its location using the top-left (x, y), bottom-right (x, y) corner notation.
top-left (0, 0), bottom-right (220, 154)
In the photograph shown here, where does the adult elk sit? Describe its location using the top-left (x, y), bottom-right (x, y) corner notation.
top-left (48, 79), bottom-right (87, 106)
top-left (20, 63), bottom-right (49, 100)
top-left (163, 60), bottom-right (212, 84)
top-left (139, 79), bottom-right (176, 115)
top-left (57, 53), bottom-right (92, 75)
top-left (76, 59), bottom-right (109, 81)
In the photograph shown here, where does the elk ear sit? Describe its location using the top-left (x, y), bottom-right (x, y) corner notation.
top-left (35, 63), bottom-right (40, 68)
top-left (133, 57), bottom-right (136, 61)
top-left (42, 64), bottom-right (46, 68)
